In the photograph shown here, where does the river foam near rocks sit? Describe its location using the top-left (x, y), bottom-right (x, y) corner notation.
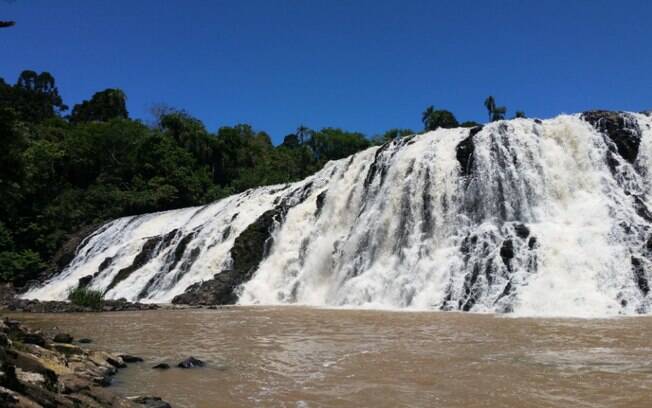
top-left (10, 307), bottom-right (652, 408)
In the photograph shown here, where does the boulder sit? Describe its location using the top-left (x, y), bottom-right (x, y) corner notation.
top-left (151, 363), bottom-right (170, 370)
top-left (77, 338), bottom-right (92, 344)
top-left (129, 395), bottom-right (172, 408)
top-left (52, 343), bottom-right (85, 356)
top-left (77, 275), bottom-right (93, 289)
top-left (53, 333), bottom-right (73, 344)
top-left (105, 356), bottom-right (127, 369)
top-left (177, 357), bottom-right (204, 369)
top-left (456, 126), bottom-right (482, 177)
top-left (57, 374), bottom-right (91, 394)
top-left (22, 333), bottom-right (46, 347)
top-left (119, 354), bottom-right (143, 363)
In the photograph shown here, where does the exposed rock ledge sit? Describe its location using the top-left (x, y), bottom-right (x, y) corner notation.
top-left (0, 283), bottom-right (161, 314)
top-left (5, 299), bottom-right (160, 314)
top-left (0, 317), bottom-right (171, 407)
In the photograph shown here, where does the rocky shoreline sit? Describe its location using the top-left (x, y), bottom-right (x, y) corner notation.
top-left (1, 283), bottom-right (159, 313)
top-left (0, 317), bottom-right (171, 408)
top-left (5, 298), bottom-right (161, 314)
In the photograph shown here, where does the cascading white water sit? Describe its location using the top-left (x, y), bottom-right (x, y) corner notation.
top-left (24, 112), bottom-right (652, 316)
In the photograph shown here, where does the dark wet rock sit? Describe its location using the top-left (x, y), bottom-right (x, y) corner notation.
top-left (106, 235), bottom-right (164, 292)
top-left (528, 236), bottom-right (537, 250)
top-left (152, 363), bottom-right (170, 370)
top-left (52, 343), bottom-right (85, 356)
top-left (460, 265), bottom-right (481, 311)
top-left (119, 354), bottom-right (143, 363)
top-left (6, 349), bottom-right (58, 389)
top-left (58, 374), bottom-right (91, 393)
top-left (364, 142), bottom-right (392, 188)
top-left (582, 110), bottom-right (641, 164)
top-left (500, 239), bottom-right (515, 264)
top-left (177, 356), bottom-right (205, 369)
top-left (98, 256), bottom-right (115, 273)
top-left (633, 195), bottom-right (652, 223)
top-left (631, 256), bottom-right (650, 295)
top-left (0, 387), bottom-right (19, 405)
top-left (77, 275), bottom-right (93, 289)
top-left (0, 363), bottom-right (24, 394)
top-left (105, 356), bottom-right (127, 369)
top-left (169, 232), bottom-right (197, 271)
top-left (77, 338), bottom-right (92, 344)
top-left (53, 333), bottom-right (73, 344)
top-left (514, 224), bottom-right (530, 239)
top-left (129, 395), bottom-right (172, 408)
top-left (22, 333), bottom-right (46, 347)
top-left (315, 190), bottom-right (328, 217)
top-left (172, 202), bottom-right (289, 305)
top-left (456, 126), bottom-right (482, 177)
top-left (4, 297), bottom-right (159, 313)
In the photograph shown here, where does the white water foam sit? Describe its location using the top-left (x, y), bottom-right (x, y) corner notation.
top-left (24, 113), bottom-right (652, 317)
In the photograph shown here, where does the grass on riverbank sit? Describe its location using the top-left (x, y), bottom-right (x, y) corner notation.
top-left (68, 287), bottom-right (104, 310)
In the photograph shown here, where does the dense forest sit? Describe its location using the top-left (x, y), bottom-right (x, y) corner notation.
top-left (0, 70), bottom-right (516, 288)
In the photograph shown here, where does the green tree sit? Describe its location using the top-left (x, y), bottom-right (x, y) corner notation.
top-left (0, 69), bottom-right (379, 287)
top-left (0, 70), bottom-right (67, 122)
top-left (460, 121), bottom-right (482, 128)
top-left (0, 107), bottom-right (28, 220)
top-left (514, 111), bottom-right (526, 118)
top-left (372, 128), bottom-right (414, 144)
top-left (282, 134), bottom-right (300, 148)
top-left (422, 106), bottom-right (459, 131)
top-left (296, 125), bottom-right (310, 144)
top-left (484, 96), bottom-right (507, 122)
top-left (70, 88), bottom-right (128, 123)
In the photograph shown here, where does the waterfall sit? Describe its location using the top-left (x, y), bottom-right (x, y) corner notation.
top-left (24, 112), bottom-right (652, 316)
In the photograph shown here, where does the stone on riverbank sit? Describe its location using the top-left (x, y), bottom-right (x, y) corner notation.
top-left (152, 363), bottom-right (170, 370)
top-left (53, 333), bottom-right (74, 343)
top-left (120, 355), bottom-right (143, 363)
top-left (0, 317), bottom-right (150, 407)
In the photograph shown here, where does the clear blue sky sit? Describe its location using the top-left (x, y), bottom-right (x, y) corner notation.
top-left (2, 0), bottom-right (651, 143)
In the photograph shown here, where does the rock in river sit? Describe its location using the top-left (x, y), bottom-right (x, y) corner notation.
top-left (177, 356), bottom-right (205, 368)
top-left (53, 333), bottom-right (74, 343)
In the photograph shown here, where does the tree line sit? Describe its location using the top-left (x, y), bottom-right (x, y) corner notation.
top-left (421, 96), bottom-right (525, 132)
top-left (0, 70), bottom-right (379, 286)
top-left (0, 70), bottom-right (524, 286)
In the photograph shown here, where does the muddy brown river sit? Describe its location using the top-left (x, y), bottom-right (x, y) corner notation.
top-left (8, 307), bottom-right (652, 407)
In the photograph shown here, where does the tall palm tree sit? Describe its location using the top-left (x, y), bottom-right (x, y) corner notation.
top-left (296, 125), bottom-right (309, 144)
top-left (422, 106), bottom-right (435, 130)
top-left (492, 106), bottom-right (507, 121)
top-left (484, 96), bottom-right (496, 121)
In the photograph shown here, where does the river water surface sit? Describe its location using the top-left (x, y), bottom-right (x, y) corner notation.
top-left (9, 307), bottom-right (652, 407)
